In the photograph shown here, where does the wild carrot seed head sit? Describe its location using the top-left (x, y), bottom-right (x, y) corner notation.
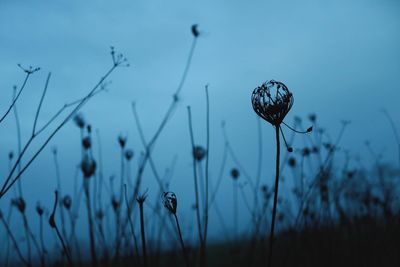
top-left (251, 80), bottom-right (294, 126)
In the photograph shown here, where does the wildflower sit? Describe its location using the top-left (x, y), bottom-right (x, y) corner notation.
top-left (193, 146), bottom-right (206, 161)
top-left (81, 154), bottom-right (96, 178)
top-left (230, 168), bottom-right (240, 180)
top-left (125, 149), bottom-right (134, 161)
top-left (73, 113), bottom-right (86, 129)
top-left (162, 192), bottom-right (177, 214)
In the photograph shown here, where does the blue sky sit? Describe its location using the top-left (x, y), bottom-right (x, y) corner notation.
top-left (1, 0), bottom-right (399, 250)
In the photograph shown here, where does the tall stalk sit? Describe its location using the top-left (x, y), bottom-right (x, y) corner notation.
top-left (267, 126), bottom-right (281, 267)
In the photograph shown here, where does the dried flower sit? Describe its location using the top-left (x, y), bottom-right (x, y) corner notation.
top-left (96, 209), bottom-right (104, 220)
top-left (111, 195), bottom-right (120, 212)
top-left (191, 24), bottom-right (200, 37)
top-left (11, 197), bottom-right (26, 213)
top-left (251, 80), bottom-right (294, 126)
top-left (125, 149), bottom-right (134, 161)
top-left (136, 190), bottom-right (148, 204)
top-left (288, 157), bottom-right (296, 168)
top-left (308, 113), bottom-right (317, 123)
top-left (162, 192), bottom-right (177, 214)
top-left (73, 113), bottom-right (86, 129)
top-left (62, 195), bottom-right (72, 210)
top-left (193, 146), bottom-right (206, 161)
top-left (118, 135), bottom-right (127, 148)
top-left (36, 202), bottom-right (44, 216)
top-left (81, 154), bottom-right (96, 178)
top-left (82, 136), bottom-right (91, 150)
top-left (230, 168), bottom-right (240, 180)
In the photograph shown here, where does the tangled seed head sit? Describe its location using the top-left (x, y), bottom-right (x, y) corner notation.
top-left (251, 80), bottom-right (294, 126)
top-left (162, 191), bottom-right (177, 214)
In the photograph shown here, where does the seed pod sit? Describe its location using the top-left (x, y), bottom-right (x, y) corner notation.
top-left (118, 135), bottom-right (127, 148)
top-left (193, 146), bottom-right (206, 161)
top-left (251, 80), bottom-right (294, 126)
top-left (81, 154), bottom-right (96, 178)
top-left (230, 168), bottom-right (240, 180)
top-left (82, 136), bottom-right (91, 150)
top-left (62, 195), bottom-right (72, 210)
top-left (73, 113), bottom-right (86, 129)
top-left (125, 149), bottom-right (134, 161)
top-left (162, 192), bottom-right (177, 214)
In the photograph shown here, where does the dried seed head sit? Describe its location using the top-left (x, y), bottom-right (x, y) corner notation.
top-left (8, 151), bottom-right (14, 160)
top-left (162, 191), bottom-right (177, 214)
top-left (49, 191), bottom-right (58, 228)
top-left (136, 190), bottom-right (148, 205)
top-left (11, 197), bottom-right (26, 213)
top-left (118, 135), bottom-right (127, 148)
top-left (230, 168), bottom-right (240, 180)
top-left (96, 209), bottom-right (104, 220)
top-left (62, 195), bottom-right (72, 210)
top-left (81, 154), bottom-right (96, 178)
top-left (251, 80), bottom-right (294, 126)
top-left (288, 157), bottom-right (296, 168)
top-left (124, 149), bottom-right (134, 161)
top-left (302, 147), bottom-right (311, 157)
top-left (82, 136), bottom-right (91, 150)
top-left (193, 146), bottom-right (206, 161)
top-left (36, 202), bottom-right (44, 216)
top-left (308, 113), bottom-right (317, 123)
top-left (73, 113), bottom-right (86, 129)
top-left (191, 24), bottom-right (200, 37)
top-left (111, 196), bottom-right (120, 212)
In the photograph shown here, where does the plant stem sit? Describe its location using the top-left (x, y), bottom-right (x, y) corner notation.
top-left (267, 126), bottom-right (281, 267)
top-left (138, 201), bottom-right (147, 267)
top-left (174, 213), bottom-right (190, 267)
top-left (84, 180), bottom-right (97, 267)
top-left (187, 106), bottom-right (204, 248)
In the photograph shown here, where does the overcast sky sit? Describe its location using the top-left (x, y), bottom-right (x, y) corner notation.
top-left (1, 0), bottom-right (399, 250)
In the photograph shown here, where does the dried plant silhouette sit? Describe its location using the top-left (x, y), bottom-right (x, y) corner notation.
top-left (0, 22), bottom-right (399, 267)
